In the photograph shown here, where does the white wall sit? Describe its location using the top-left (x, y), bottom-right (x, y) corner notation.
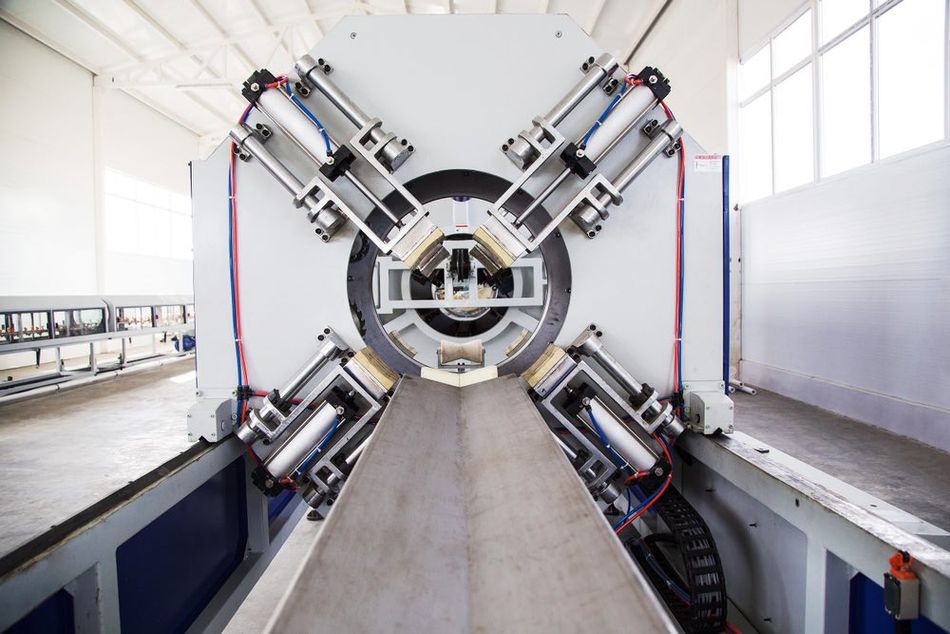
top-left (0, 20), bottom-right (97, 296)
top-left (740, 143), bottom-right (950, 451)
top-left (0, 23), bottom-right (198, 370)
top-left (99, 89), bottom-right (196, 295)
top-left (630, 0), bottom-right (738, 155)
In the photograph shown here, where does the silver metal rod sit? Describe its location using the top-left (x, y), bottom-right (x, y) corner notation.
top-left (279, 338), bottom-right (341, 400)
top-left (547, 53), bottom-right (619, 126)
top-left (514, 168), bottom-right (571, 226)
top-left (589, 97), bottom-right (659, 163)
top-left (343, 172), bottom-right (402, 226)
top-left (260, 91), bottom-right (403, 227)
top-left (230, 126), bottom-right (303, 195)
top-left (613, 119), bottom-right (682, 192)
top-left (301, 67), bottom-right (370, 129)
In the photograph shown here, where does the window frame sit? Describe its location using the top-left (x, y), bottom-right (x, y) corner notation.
top-left (737, 0), bottom-right (950, 203)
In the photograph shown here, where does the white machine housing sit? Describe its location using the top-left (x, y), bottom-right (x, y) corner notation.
top-left (188, 14), bottom-right (731, 440)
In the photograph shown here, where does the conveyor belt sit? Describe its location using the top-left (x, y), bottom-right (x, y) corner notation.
top-left (268, 375), bottom-right (676, 632)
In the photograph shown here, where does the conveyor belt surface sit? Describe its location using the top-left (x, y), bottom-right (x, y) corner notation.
top-left (268, 375), bottom-right (675, 632)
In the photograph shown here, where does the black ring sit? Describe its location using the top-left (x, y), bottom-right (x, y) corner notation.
top-left (346, 169), bottom-right (571, 376)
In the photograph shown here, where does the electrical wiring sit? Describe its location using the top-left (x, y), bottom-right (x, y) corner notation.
top-left (585, 406), bottom-right (631, 472)
top-left (659, 99), bottom-right (686, 413)
top-left (579, 73), bottom-right (643, 148)
top-left (284, 84), bottom-right (333, 156)
top-left (292, 416), bottom-right (341, 478)
top-left (614, 434), bottom-right (673, 533)
top-left (635, 541), bottom-right (690, 604)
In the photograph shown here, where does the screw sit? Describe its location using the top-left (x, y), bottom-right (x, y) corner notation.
top-left (575, 149), bottom-right (585, 158)
top-left (648, 75), bottom-right (658, 84)
top-left (555, 30), bottom-right (562, 38)
top-left (250, 82), bottom-right (260, 92)
top-left (653, 467), bottom-right (664, 477)
top-left (350, 31), bottom-right (357, 39)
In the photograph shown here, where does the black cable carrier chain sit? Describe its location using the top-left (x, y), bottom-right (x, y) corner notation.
top-left (623, 486), bottom-right (728, 633)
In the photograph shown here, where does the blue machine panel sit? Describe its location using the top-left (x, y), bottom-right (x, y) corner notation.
top-left (850, 573), bottom-right (946, 633)
top-left (5, 588), bottom-right (74, 634)
top-left (267, 489), bottom-right (295, 522)
top-left (116, 457), bottom-right (248, 634)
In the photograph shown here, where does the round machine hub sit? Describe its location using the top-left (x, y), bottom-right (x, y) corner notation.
top-left (346, 170), bottom-right (571, 375)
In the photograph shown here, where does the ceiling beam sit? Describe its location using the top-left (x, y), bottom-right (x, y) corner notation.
top-left (189, 0), bottom-right (256, 72)
top-left (247, 0), bottom-right (295, 61)
top-left (622, 0), bottom-right (674, 66)
top-left (587, 0), bottom-right (608, 34)
top-left (52, 0), bottom-right (140, 62)
top-left (119, 0), bottom-right (245, 116)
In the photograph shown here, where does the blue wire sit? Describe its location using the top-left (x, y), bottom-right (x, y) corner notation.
top-left (285, 84), bottom-right (332, 156)
top-left (580, 80), bottom-right (629, 148)
top-left (226, 159), bottom-right (242, 389)
top-left (613, 436), bottom-right (673, 530)
top-left (613, 483), bottom-right (666, 529)
top-left (586, 406), bottom-right (629, 471)
top-left (637, 542), bottom-right (690, 603)
top-left (293, 417), bottom-right (341, 477)
top-left (676, 159), bottom-right (686, 393)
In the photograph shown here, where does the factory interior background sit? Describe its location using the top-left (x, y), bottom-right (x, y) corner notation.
top-left (0, 0), bottom-right (948, 633)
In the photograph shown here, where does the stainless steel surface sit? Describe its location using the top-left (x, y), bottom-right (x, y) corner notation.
top-left (268, 376), bottom-right (675, 632)
top-left (296, 53), bottom-right (371, 129)
top-left (513, 167), bottom-right (571, 226)
top-left (505, 52), bottom-right (617, 169)
top-left (612, 118), bottom-right (683, 191)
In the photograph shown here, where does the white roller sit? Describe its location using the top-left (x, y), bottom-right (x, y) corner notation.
top-left (581, 84), bottom-right (656, 160)
top-left (265, 401), bottom-right (338, 476)
top-left (258, 89), bottom-right (331, 164)
top-left (587, 398), bottom-right (656, 471)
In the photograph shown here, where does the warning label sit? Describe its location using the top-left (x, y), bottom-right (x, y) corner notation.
top-left (693, 153), bottom-right (723, 173)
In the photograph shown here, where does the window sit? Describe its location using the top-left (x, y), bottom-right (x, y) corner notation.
top-left (821, 26), bottom-right (871, 175)
top-left (737, 0), bottom-right (949, 202)
top-left (104, 168), bottom-right (192, 259)
top-left (773, 64), bottom-right (815, 191)
top-left (876, 0), bottom-right (946, 157)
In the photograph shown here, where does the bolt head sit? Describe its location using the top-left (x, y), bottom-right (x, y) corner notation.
top-left (555, 30), bottom-right (562, 38)
top-left (575, 149), bottom-right (585, 158)
top-left (250, 82), bottom-right (260, 92)
top-left (648, 75), bottom-right (658, 84)
top-left (654, 467), bottom-right (664, 476)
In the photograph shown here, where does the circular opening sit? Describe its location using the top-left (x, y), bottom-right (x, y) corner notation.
top-left (346, 170), bottom-right (571, 376)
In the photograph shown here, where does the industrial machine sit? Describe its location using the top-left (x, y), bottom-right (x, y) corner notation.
top-left (5, 14), bottom-right (947, 634)
top-left (183, 12), bottom-right (733, 632)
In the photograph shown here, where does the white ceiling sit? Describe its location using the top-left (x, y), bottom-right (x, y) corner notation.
top-left (0, 0), bottom-right (666, 142)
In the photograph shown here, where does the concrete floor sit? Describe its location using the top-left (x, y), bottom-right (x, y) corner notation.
top-left (0, 359), bottom-right (195, 557)
top-left (733, 388), bottom-right (950, 531)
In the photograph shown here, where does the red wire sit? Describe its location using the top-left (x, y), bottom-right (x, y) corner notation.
top-left (615, 434), bottom-right (674, 534)
top-left (662, 98), bottom-right (685, 408)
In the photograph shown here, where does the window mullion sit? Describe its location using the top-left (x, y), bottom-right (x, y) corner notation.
top-left (769, 40), bottom-right (777, 197)
top-left (812, 0), bottom-right (821, 182)
top-left (870, 1), bottom-right (880, 162)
